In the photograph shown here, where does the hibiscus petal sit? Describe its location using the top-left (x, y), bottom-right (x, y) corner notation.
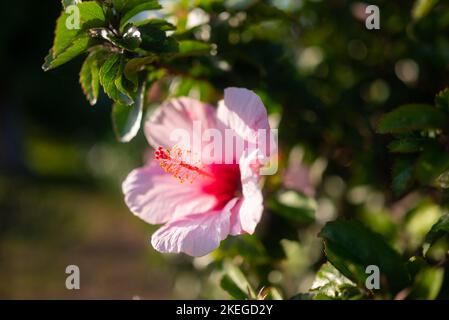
top-left (144, 97), bottom-right (217, 150)
top-left (229, 198), bottom-right (244, 235)
top-left (237, 150), bottom-right (264, 234)
top-left (217, 87), bottom-right (270, 144)
top-left (122, 162), bottom-right (218, 224)
top-left (151, 198), bottom-right (239, 256)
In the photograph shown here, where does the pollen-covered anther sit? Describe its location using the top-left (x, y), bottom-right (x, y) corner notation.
top-left (154, 146), bottom-right (210, 183)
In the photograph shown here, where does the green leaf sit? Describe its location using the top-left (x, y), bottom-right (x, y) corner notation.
top-left (220, 261), bottom-right (256, 300)
top-left (414, 145), bottom-right (449, 185)
top-left (392, 158), bottom-right (415, 196)
top-left (112, 81), bottom-right (145, 142)
top-left (43, 1), bottom-right (106, 70)
top-left (412, 0), bottom-right (439, 20)
top-left (377, 104), bottom-right (446, 134)
top-left (139, 24), bottom-right (179, 54)
top-left (113, 0), bottom-right (159, 13)
top-left (99, 54), bottom-right (133, 105)
top-left (131, 18), bottom-right (176, 30)
top-left (408, 267), bottom-right (444, 299)
top-left (319, 220), bottom-right (410, 294)
top-left (119, 1), bottom-right (162, 30)
top-left (267, 190), bottom-right (316, 223)
top-left (388, 138), bottom-right (427, 153)
top-left (79, 49), bottom-right (106, 105)
top-left (44, 34), bottom-right (92, 71)
top-left (175, 40), bottom-right (211, 57)
top-left (423, 214), bottom-right (449, 255)
top-left (124, 56), bottom-right (157, 80)
top-left (310, 262), bottom-right (363, 300)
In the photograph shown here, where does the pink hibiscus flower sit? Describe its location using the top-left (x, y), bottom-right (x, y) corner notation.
top-left (122, 87), bottom-right (276, 256)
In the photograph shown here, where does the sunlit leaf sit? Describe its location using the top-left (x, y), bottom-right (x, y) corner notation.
top-left (79, 48), bottom-right (107, 105)
top-left (43, 1), bottom-right (106, 70)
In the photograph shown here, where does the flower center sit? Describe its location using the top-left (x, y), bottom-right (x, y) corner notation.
top-left (154, 146), bottom-right (211, 183)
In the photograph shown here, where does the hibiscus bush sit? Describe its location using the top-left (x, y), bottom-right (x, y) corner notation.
top-left (4, 0), bottom-right (448, 299)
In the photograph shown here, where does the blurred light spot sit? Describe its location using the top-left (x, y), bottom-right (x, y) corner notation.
top-left (316, 198), bottom-right (336, 223)
top-left (348, 39), bottom-right (367, 60)
top-left (268, 112), bottom-right (281, 129)
top-left (362, 79), bottom-right (390, 103)
top-left (366, 191), bottom-right (385, 211)
top-left (395, 59), bottom-right (419, 85)
top-left (351, 2), bottom-right (369, 22)
top-left (324, 176), bottom-right (346, 199)
top-left (229, 16), bottom-right (240, 27)
top-left (297, 46), bottom-right (324, 72)
top-left (174, 273), bottom-right (201, 299)
top-left (310, 157), bottom-right (327, 186)
top-left (196, 24), bottom-right (211, 41)
top-left (347, 185), bottom-right (370, 204)
top-left (217, 60), bottom-right (231, 71)
top-left (186, 8), bottom-right (209, 29)
top-left (219, 11), bottom-right (231, 21)
top-left (210, 43), bottom-right (218, 56)
top-left (229, 32), bottom-right (240, 44)
top-left (268, 270), bottom-right (283, 284)
top-left (236, 12), bottom-right (247, 22)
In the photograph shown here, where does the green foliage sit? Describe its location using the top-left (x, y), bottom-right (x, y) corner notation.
top-left (377, 104), bottom-right (446, 134)
top-left (43, 0), bottom-right (209, 142)
top-left (43, 1), bottom-right (106, 71)
top-left (319, 220), bottom-right (410, 294)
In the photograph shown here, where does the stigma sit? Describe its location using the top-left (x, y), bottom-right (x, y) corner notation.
top-left (154, 146), bottom-right (211, 183)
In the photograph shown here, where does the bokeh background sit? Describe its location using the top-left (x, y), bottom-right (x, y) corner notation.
top-left (1, 0), bottom-right (449, 299)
